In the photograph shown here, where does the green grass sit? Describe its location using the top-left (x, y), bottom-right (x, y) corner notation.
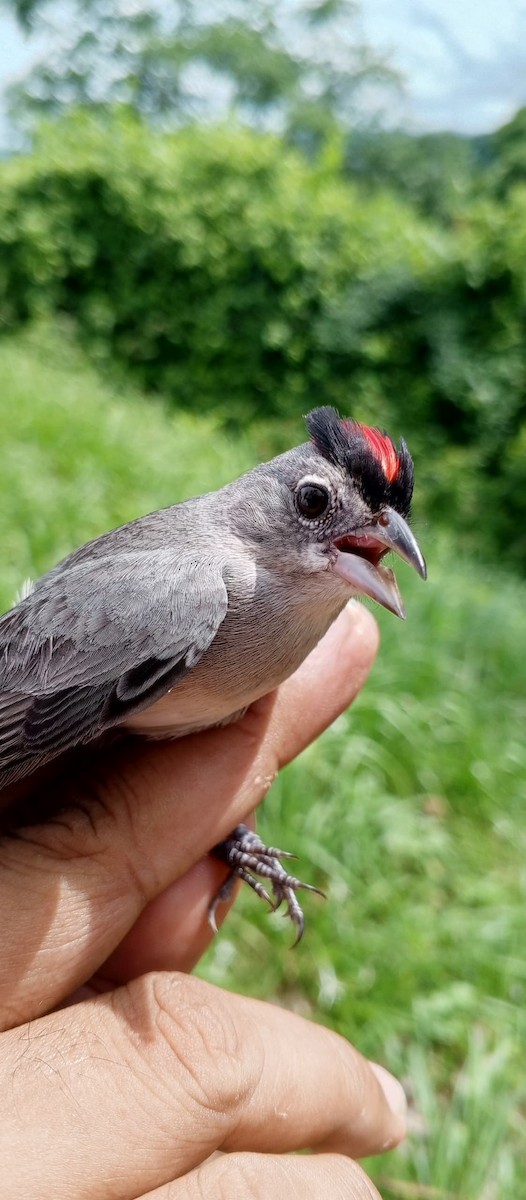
top-left (1, 324), bottom-right (525, 1198)
top-left (0, 321), bottom-right (254, 610)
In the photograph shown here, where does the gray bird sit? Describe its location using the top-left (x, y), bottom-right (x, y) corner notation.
top-left (0, 406), bottom-right (426, 937)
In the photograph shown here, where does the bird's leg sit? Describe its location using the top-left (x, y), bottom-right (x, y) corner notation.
top-left (210, 823), bottom-right (324, 944)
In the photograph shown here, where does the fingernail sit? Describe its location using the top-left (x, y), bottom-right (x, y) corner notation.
top-left (369, 1062), bottom-right (407, 1119)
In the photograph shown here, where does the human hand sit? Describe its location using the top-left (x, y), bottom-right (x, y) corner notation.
top-left (0, 602), bottom-right (406, 1198)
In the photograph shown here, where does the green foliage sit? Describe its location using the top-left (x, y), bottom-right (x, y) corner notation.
top-left (1, 324), bottom-right (524, 1196)
top-left (485, 107), bottom-right (526, 195)
top-left (0, 111), bottom-right (440, 425)
top-left (0, 322), bottom-right (254, 607)
top-left (344, 127), bottom-right (479, 221)
top-left (0, 112), bottom-right (525, 571)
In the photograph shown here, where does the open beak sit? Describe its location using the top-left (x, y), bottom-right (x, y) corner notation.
top-left (331, 507), bottom-right (426, 619)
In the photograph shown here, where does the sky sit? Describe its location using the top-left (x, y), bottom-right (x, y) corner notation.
top-left (1, 0), bottom-right (526, 144)
top-left (358, 0), bottom-right (526, 133)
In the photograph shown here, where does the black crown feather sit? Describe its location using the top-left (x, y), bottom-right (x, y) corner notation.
top-left (305, 406), bottom-right (414, 518)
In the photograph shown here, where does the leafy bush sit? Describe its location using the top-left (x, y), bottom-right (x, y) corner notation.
top-left (0, 111), bottom-right (525, 570)
top-left (0, 111), bottom-right (439, 420)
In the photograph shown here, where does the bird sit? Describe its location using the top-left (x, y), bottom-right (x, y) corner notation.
top-left (0, 406), bottom-right (426, 937)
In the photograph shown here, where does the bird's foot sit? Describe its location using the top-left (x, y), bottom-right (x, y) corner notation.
top-left (210, 823), bottom-right (324, 945)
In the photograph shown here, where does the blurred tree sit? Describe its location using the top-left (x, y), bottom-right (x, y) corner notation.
top-left (485, 107), bottom-right (526, 195)
top-left (343, 127), bottom-right (479, 221)
top-left (5, 0), bottom-right (399, 151)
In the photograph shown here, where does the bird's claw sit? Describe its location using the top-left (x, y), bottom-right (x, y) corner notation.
top-left (210, 823), bottom-right (324, 944)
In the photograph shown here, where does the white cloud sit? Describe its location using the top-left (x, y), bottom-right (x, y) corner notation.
top-left (360, 0), bottom-right (526, 132)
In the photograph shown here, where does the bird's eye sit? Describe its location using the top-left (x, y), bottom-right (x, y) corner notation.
top-left (295, 482), bottom-right (331, 519)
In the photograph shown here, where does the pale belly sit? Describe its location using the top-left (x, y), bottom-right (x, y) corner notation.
top-left (124, 689), bottom-right (248, 738)
top-left (124, 579), bottom-right (352, 739)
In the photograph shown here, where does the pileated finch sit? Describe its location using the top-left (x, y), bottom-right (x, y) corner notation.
top-left (0, 406), bottom-right (425, 939)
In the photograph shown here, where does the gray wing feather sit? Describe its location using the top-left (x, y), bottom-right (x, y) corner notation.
top-left (0, 549), bottom-right (228, 784)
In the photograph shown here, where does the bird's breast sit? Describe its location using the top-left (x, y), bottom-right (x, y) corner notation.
top-left (125, 566), bottom-right (349, 739)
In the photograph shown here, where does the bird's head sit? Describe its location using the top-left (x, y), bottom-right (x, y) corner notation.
top-left (241, 406), bottom-right (426, 618)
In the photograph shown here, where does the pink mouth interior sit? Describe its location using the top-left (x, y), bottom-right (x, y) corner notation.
top-left (333, 534), bottom-right (387, 567)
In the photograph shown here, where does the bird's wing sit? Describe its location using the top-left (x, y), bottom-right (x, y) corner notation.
top-left (0, 549), bottom-right (228, 781)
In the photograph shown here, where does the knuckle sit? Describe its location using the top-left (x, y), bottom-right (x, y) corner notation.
top-left (211, 1153), bottom-right (270, 1199)
top-left (117, 974), bottom-right (261, 1124)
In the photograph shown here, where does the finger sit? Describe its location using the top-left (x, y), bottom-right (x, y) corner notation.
top-left (0, 603), bottom-right (378, 1025)
top-left (0, 973), bottom-right (405, 1199)
top-left (141, 1152), bottom-right (383, 1199)
top-left (66, 858), bottom-right (242, 1005)
top-left (263, 599), bottom-right (379, 769)
top-left (100, 854), bottom-right (242, 984)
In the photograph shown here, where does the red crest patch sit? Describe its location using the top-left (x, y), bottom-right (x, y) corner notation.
top-left (357, 425), bottom-right (401, 483)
